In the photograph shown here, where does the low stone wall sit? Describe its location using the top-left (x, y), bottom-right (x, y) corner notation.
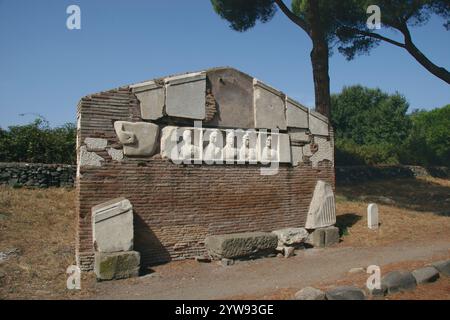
top-left (0, 163), bottom-right (448, 188)
top-left (0, 162), bottom-right (75, 188)
top-left (336, 165), bottom-right (450, 185)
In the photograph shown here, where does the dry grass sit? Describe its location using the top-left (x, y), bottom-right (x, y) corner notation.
top-left (335, 177), bottom-right (450, 247)
top-left (0, 176), bottom-right (449, 299)
top-left (0, 186), bottom-right (96, 299)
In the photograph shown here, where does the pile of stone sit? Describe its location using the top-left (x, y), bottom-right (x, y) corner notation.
top-left (204, 180), bottom-right (340, 264)
top-left (294, 259), bottom-right (450, 300)
top-left (0, 162), bottom-right (75, 188)
top-left (92, 197), bottom-right (140, 281)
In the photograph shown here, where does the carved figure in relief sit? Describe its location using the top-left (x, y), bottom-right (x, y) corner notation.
top-left (223, 130), bottom-right (236, 161)
top-left (204, 129), bottom-right (223, 161)
top-left (239, 133), bottom-right (257, 161)
top-left (179, 129), bottom-right (200, 160)
top-left (261, 135), bottom-right (278, 162)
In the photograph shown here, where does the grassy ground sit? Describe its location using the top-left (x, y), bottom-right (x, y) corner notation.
top-left (0, 176), bottom-right (449, 299)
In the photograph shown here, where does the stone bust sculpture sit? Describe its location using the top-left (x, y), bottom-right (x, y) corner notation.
top-left (261, 135), bottom-right (278, 162)
top-left (204, 129), bottom-right (223, 161)
top-left (179, 129), bottom-right (199, 160)
top-left (223, 130), bottom-right (236, 161)
top-left (239, 133), bottom-right (257, 162)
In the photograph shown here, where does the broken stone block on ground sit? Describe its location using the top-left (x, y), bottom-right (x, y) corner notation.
top-left (205, 232), bottom-right (278, 259)
top-left (92, 197), bottom-right (134, 253)
top-left (94, 251), bottom-right (140, 281)
top-left (306, 226), bottom-right (340, 248)
top-left (305, 180), bottom-right (336, 229)
top-left (272, 227), bottom-right (308, 247)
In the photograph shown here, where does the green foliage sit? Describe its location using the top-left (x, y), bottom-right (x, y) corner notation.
top-left (211, 0), bottom-right (277, 32)
top-left (336, 0), bottom-right (450, 60)
top-left (0, 119), bottom-right (76, 164)
top-left (400, 105), bottom-right (450, 166)
top-left (335, 139), bottom-right (400, 165)
top-left (331, 85), bottom-right (411, 146)
top-left (332, 86), bottom-right (450, 166)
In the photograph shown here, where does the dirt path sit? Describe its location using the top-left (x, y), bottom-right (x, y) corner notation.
top-left (92, 240), bottom-right (450, 300)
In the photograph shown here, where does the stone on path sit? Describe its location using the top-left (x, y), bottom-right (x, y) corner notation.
top-left (381, 271), bottom-right (417, 294)
top-left (294, 287), bottom-right (326, 300)
top-left (325, 286), bottom-right (366, 300)
top-left (431, 260), bottom-right (450, 277)
top-left (412, 266), bottom-right (440, 284)
top-left (284, 247), bottom-right (295, 258)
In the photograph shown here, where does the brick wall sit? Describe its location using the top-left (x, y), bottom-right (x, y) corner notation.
top-left (76, 87), bottom-right (335, 270)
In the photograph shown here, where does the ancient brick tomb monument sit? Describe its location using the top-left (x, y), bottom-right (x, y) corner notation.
top-left (75, 67), bottom-right (337, 278)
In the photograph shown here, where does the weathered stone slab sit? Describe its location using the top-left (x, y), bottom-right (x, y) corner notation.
top-left (294, 287), bottom-right (325, 300)
top-left (305, 180), bottom-right (336, 229)
top-left (308, 110), bottom-right (329, 136)
top-left (92, 197), bottom-right (134, 253)
top-left (165, 72), bottom-right (206, 120)
top-left (132, 81), bottom-right (165, 120)
top-left (94, 251), bottom-right (140, 281)
top-left (205, 232), bottom-right (278, 259)
top-left (412, 266), bottom-right (440, 284)
top-left (84, 137), bottom-right (107, 151)
top-left (253, 80), bottom-right (287, 130)
top-left (206, 68), bottom-right (255, 128)
top-left (114, 121), bottom-right (159, 157)
top-left (79, 146), bottom-right (104, 167)
top-left (288, 128), bottom-right (310, 142)
top-left (286, 97), bottom-right (308, 128)
top-left (306, 226), bottom-right (339, 247)
top-left (324, 226), bottom-right (340, 246)
top-left (107, 147), bottom-right (123, 161)
top-left (381, 271), bottom-right (417, 294)
top-left (325, 286), bottom-right (366, 300)
top-left (308, 136), bottom-right (334, 167)
top-left (367, 203), bottom-right (379, 229)
top-left (431, 260), bottom-right (450, 277)
top-left (290, 146), bottom-right (303, 166)
top-left (272, 227), bottom-right (308, 246)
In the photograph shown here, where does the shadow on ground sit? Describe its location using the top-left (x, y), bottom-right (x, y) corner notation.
top-left (336, 213), bottom-right (362, 236)
top-left (337, 178), bottom-right (450, 216)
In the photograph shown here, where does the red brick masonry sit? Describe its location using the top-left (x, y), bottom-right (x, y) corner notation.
top-left (76, 87), bottom-right (334, 271)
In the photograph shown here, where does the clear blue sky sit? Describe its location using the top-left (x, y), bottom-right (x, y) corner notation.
top-left (1, 0), bottom-right (449, 128)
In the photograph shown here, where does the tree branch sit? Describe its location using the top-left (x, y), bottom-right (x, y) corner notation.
top-left (398, 22), bottom-right (450, 84)
top-left (274, 0), bottom-right (310, 36)
top-left (340, 26), bottom-right (406, 48)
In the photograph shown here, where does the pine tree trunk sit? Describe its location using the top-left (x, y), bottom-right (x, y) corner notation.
top-left (308, 0), bottom-right (331, 119)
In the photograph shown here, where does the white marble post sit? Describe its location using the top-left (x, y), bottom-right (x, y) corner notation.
top-left (367, 203), bottom-right (379, 229)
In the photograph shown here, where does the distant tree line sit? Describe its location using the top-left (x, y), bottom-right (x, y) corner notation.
top-left (0, 88), bottom-right (448, 167)
top-left (331, 85), bottom-right (450, 166)
top-left (0, 119), bottom-right (76, 164)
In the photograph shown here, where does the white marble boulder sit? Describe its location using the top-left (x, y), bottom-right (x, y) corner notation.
top-left (114, 121), bottom-right (159, 157)
top-left (367, 203), bottom-right (379, 229)
top-left (92, 197), bottom-right (134, 253)
top-left (305, 180), bottom-right (336, 229)
top-left (272, 227), bottom-right (309, 247)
